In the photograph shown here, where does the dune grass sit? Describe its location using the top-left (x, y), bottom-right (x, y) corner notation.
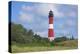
top-left (11, 40), bottom-right (78, 53)
top-left (12, 45), bottom-right (77, 53)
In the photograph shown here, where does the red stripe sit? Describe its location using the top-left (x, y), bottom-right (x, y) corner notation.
top-left (49, 17), bottom-right (53, 24)
top-left (48, 29), bottom-right (54, 37)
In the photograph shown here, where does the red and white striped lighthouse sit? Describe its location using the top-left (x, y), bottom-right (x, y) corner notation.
top-left (48, 10), bottom-right (54, 42)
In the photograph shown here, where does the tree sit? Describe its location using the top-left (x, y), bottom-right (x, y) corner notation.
top-left (11, 23), bottom-right (34, 43)
top-left (54, 36), bottom-right (68, 42)
top-left (11, 22), bottom-right (51, 46)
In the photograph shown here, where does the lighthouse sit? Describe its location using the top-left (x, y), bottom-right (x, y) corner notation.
top-left (48, 10), bottom-right (54, 42)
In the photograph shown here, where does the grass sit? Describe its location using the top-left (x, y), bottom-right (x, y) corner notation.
top-left (56, 40), bottom-right (78, 47)
top-left (12, 46), bottom-right (77, 53)
top-left (11, 40), bottom-right (78, 53)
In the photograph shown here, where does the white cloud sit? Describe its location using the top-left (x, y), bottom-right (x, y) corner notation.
top-left (66, 19), bottom-right (76, 26)
top-left (58, 24), bottom-right (64, 29)
top-left (35, 31), bottom-right (48, 37)
top-left (67, 11), bottom-right (77, 17)
top-left (55, 29), bottom-right (69, 35)
top-left (34, 3), bottom-right (65, 18)
top-left (20, 4), bottom-right (77, 24)
top-left (21, 5), bottom-right (33, 11)
top-left (19, 4), bottom-right (77, 37)
top-left (19, 11), bottom-right (34, 23)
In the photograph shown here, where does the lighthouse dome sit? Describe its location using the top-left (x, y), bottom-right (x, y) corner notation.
top-left (49, 10), bottom-right (54, 17)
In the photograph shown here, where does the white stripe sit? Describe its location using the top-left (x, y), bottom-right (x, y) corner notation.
top-left (49, 24), bottom-right (53, 29)
top-left (48, 37), bottom-right (54, 41)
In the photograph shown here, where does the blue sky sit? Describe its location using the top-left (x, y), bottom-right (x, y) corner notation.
top-left (11, 1), bottom-right (78, 39)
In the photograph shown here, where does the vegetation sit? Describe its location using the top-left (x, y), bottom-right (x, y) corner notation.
top-left (11, 23), bottom-right (50, 46)
top-left (11, 40), bottom-right (78, 53)
top-left (10, 22), bottom-right (78, 53)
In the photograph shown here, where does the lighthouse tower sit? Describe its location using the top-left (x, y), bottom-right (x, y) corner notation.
top-left (48, 10), bottom-right (54, 42)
